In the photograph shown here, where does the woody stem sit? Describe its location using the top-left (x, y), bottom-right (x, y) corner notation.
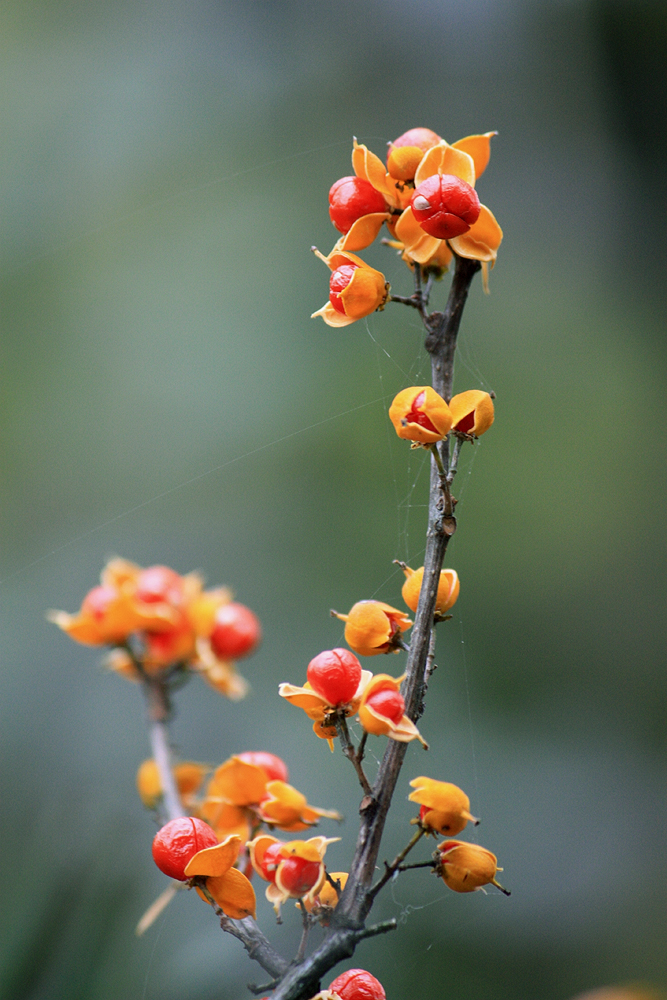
top-left (269, 254), bottom-right (480, 1000)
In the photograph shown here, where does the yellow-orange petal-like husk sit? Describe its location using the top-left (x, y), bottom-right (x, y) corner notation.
top-left (400, 566), bottom-right (460, 615)
top-left (278, 682), bottom-right (328, 721)
top-left (185, 835), bottom-right (242, 878)
top-left (438, 840), bottom-right (498, 892)
top-left (205, 867), bottom-right (256, 919)
top-left (351, 140), bottom-right (398, 207)
top-left (136, 759), bottom-right (208, 809)
top-left (280, 836), bottom-right (339, 863)
top-left (338, 268), bottom-right (388, 321)
top-left (260, 780), bottom-right (341, 831)
top-left (388, 386), bottom-right (453, 445)
top-left (338, 601), bottom-right (412, 657)
top-left (205, 757), bottom-right (268, 807)
top-left (448, 390), bottom-right (495, 436)
top-left (394, 207), bottom-right (443, 266)
top-left (451, 132), bottom-right (496, 180)
top-left (248, 834), bottom-right (282, 880)
top-left (311, 301), bottom-right (357, 327)
top-left (448, 204), bottom-right (502, 264)
top-left (194, 638), bottom-right (249, 700)
top-left (414, 142), bottom-right (476, 189)
top-left (409, 777), bottom-right (476, 835)
top-left (302, 871), bottom-right (348, 912)
top-left (187, 587), bottom-right (233, 637)
top-left (334, 212), bottom-right (392, 252)
top-left (100, 557), bottom-right (141, 590)
top-left (199, 799), bottom-right (250, 841)
top-left (387, 145), bottom-right (426, 182)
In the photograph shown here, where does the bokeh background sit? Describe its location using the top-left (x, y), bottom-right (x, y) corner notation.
top-left (1, 1), bottom-right (666, 999)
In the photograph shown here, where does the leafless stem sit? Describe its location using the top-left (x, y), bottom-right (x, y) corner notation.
top-left (335, 715), bottom-right (373, 797)
top-left (369, 826), bottom-right (427, 899)
top-left (294, 902), bottom-right (312, 964)
top-left (270, 254), bottom-right (481, 1000)
top-left (138, 659), bottom-right (289, 980)
top-left (195, 881), bottom-right (290, 980)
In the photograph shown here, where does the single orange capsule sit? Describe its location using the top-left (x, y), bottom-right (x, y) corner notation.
top-left (399, 564), bottom-right (459, 615)
top-left (311, 248), bottom-right (389, 327)
top-left (389, 386), bottom-right (453, 444)
top-left (333, 600), bottom-right (412, 657)
top-left (437, 839), bottom-right (508, 894)
top-left (448, 390), bottom-right (494, 436)
top-left (408, 776), bottom-right (478, 836)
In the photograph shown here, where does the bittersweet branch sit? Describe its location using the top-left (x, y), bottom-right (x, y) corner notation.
top-left (141, 667), bottom-right (289, 980)
top-left (268, 253), bottom-right (480, 1000)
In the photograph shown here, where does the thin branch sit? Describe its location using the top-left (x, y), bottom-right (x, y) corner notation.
top-left (196, 882), bottom-right (290, 980)
top-left (294, 902), bottom-right (312, 965)
top-left (138, 661), bottom-right (291, 980)
top-left (396, 860), bottom-right (436, 872)
top-left (369, 826), bottom-right (426, 899)
top-left (335, 715), bottom-right (373, 797)
top-left (270, 254), bottom-right (481, 1000)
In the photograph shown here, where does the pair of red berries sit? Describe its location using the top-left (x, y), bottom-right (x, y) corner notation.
top-left (328, 173), bottom-right (480, 244)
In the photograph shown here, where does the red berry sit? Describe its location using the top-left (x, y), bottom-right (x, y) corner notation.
top-left (210, 602), bottom-right (261, 660)
top-left (365, 688), bottom-right (404, 724)
top-left (151, 817), bottom-right (218, 881)
top-left (259, 841), bottom-right (284, 883)
top-left (307, 648), bottom-right (362, 706)
top-left (405, 390), bottom-right (439, 434)
top-left (329, 264), bottom-right (359, 315)
top-left (329, 969), bottom-right (386, 1000)
top-left (278, 856), bottom-right (321, 896)
top-left (388, 127), bottom-right (441, 157)
top-left (411, 174), bottom-right (480, 240)
top-left (81, 585), bottom-right (116, 620)
top-left (329, 176), bottom-right (387, 234)
top-left (237, 751), bottom-right (289, 783)
top-left (136, 565), bottom-right (183, 605)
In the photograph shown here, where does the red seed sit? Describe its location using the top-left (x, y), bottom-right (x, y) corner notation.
top-left (404, 390), bottom-right (439, 434)
top-left (411, 174), bottom-right (480, 240)
top-left (329, 264), bottom-right (359, 315)
top-left (278, 856), bottom-right (322, 896)
top-left (151, 817), bottom-right (218, 881)
top-left (329, 176), bottom-right (387, 234)
top-left (210, 602), bottom-right (262, 660)
top-left (259, 842), bottom-right (284, 883)
top-left (136, 565), bottom-right (184, 605)
top-left (307, 648), bottom-right (362, 706)
top-left (81, 585), bottom-right (116, 621)
top-left (329, 968), bottom-right (386, 1000)
top-left (366, 688), bottom-right (404, 724)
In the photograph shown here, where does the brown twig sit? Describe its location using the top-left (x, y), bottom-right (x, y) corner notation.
top-left (335, 714), bottom-right (373, 797)
top-left (369, 825), bottom-right (427, 899)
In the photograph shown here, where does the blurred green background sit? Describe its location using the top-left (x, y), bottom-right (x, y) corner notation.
top-left (1, 1), bottom-right (665, 999)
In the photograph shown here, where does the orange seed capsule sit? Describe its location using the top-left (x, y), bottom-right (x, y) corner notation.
top-left (389, 386), bottom-right (453, 444)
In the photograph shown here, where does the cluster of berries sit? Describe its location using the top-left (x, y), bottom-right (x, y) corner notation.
top-left (150, 763), bottom-right (506, 921)
top-left (138, 750), bottom-right (339, 844)
top-left (312, 127), bottom-right (502, 326)
top-left (49, 559), bottom-right (261, 699)
top-left (279, 556), bottom-right (462, 749)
